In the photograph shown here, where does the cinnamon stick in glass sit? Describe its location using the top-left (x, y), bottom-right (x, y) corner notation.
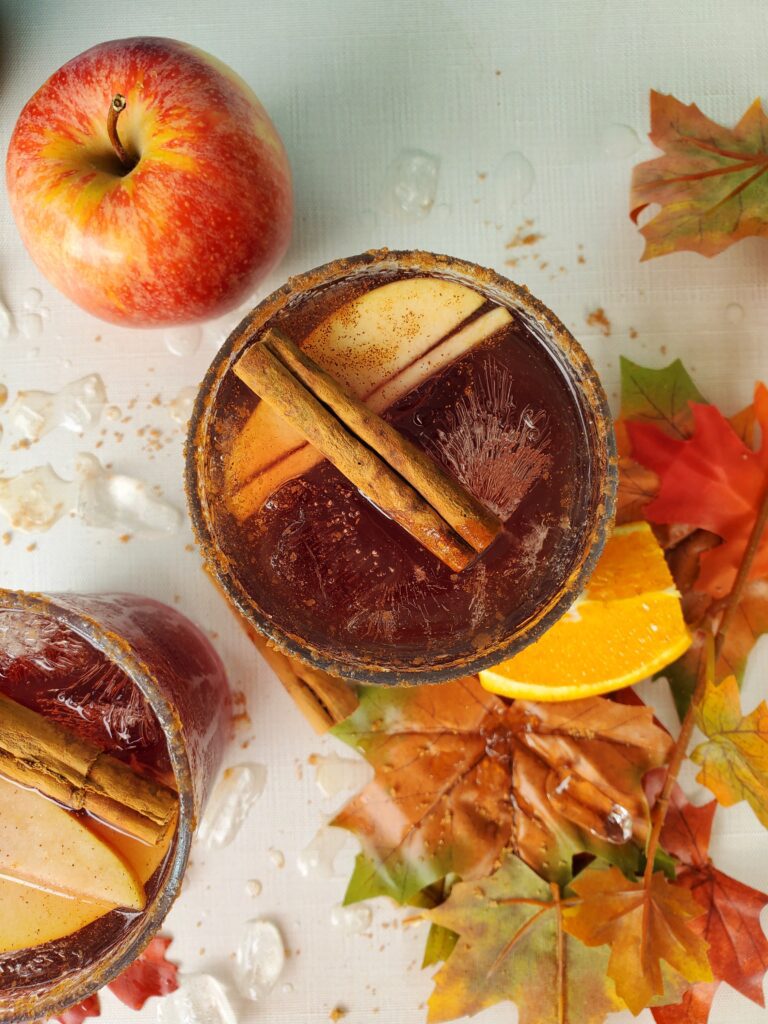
top-left (0, 691), bottom-right (178, 846)
top-left (263, 329), bottom-right (502, 553)
top-left (233, 335), bottom-right (496, 572)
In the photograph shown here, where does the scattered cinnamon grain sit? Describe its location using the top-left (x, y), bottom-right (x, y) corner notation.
top-left (628, 327), bottom-right (638, 339)
top-left (585, 307), bottom-right (612, 336)
top-left (330, 1008), bottom-right (347, 1022)
top-left (2, 532), bottom-right (11, 546)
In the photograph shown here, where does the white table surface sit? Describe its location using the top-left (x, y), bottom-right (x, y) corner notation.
top-left (1, 1), bottom-right (768, 1022)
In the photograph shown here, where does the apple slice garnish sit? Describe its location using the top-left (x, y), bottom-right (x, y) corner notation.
top-left (0, 790), bottom-right (174, 955)
top-left (225, 277), bottom-right (512, 521)
top-left (0, 776), bottom-right (146, 911)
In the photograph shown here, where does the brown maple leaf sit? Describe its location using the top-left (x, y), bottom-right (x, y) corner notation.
top-left (631, 91), bottom-right (768, 260)
top-left (563, 865), bottom-right (712, 1015)
top-left (331, 678), bottom-right (672, 903)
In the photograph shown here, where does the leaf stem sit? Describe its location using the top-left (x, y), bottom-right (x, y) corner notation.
top-left (644, 479), bottom-right (768, 885)
top-left (551, 882), bottom-right (565, 1024)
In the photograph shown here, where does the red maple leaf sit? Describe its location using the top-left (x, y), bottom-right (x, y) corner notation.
top-left (646, 772), bottom-right (768, 1022)
top-left (107, 935), bottom-right (179, 1010)
top-left (627, 383), bottom-right (768, 598)
top-left (54, 936), bottom-right (179, 1024)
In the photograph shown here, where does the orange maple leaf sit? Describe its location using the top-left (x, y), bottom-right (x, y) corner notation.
top-left (562, 865), bottom-right (712, 1015)
top-left (631, 91), bottom-right (768, 259)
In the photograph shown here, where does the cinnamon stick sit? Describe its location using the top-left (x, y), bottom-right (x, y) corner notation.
top-left (0, 692), bottom-right (178, 846)
top-left (233, 333), bottom-right (499, 571)
top-left (264, 329), bottom-right (502, 552)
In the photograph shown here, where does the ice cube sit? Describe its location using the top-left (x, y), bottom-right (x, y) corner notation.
top-left (198, 763), bottom-right (267, 849)
top-left (76, 453), bottom-right (181, 536)
top-left (388, 149), bottom-right (440, 218)
top-left (296, 826), bottom-right (348, 878)
top-left (232, 920), bottom-right (285, 1002)
top-left (169, 386), bottom-right (198, 425)
top-left (157, 974), bottom-right (237, 1024)
top-left (11, 374), bottom-right (107, 442)
top-left (330, 903), bottom-right (372, 933)
top-left (308, 752), bottom-right (373, 798)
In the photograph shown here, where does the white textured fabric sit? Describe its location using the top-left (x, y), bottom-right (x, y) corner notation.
top-left (1, 1), bottom-right (767, 1021)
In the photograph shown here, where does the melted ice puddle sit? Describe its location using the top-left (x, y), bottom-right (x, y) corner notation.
top-left (0, 456), bottom-right (182, 536)
top-left (330, 903), bottom-right (372, 933)
top-left (11, 375), bottom-right (107, 442)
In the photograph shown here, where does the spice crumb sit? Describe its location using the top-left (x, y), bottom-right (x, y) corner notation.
top-left (330, 1008), bottom-right (347, 1022)
top-left (585, 307), bottom-right (612, 336)
top-left (628, 327), bottom-right (638, 339)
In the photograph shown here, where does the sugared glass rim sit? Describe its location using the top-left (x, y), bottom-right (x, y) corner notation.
top-left (0, 589), bottom-right (193, 1024)
top-left (186, 249), bottom-right (618, 684)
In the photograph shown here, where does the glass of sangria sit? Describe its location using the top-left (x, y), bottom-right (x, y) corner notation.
top-left (0, 590), bottom-right (231, 1024)
top-left (186, 249), bottom-right (616, 684)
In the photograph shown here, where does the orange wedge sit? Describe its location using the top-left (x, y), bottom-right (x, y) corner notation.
top-left (479, 522), bottom-right (691, 701)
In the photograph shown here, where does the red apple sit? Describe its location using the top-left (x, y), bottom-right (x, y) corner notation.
top-left (5, 37), bottom-right (292, 327)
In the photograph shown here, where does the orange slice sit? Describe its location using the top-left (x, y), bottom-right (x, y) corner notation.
top-left (479, 522), bottom-right (691, 701)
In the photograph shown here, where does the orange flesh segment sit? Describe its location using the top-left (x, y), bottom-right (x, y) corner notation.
top-left (479, 522), bottom-right (691, 701)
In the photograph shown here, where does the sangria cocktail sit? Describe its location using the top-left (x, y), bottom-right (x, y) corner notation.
top-left (187, 250), bottom-right (616, 683)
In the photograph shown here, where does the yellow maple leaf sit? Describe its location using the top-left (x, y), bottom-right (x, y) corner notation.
top-left (691, 674), bottom-right (768, 827)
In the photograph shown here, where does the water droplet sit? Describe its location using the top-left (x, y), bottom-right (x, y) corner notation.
top-left (22, 287), bottom-right (43, 311)
top-left (0, 465), bottom-right (78, 532)
top-left (10, 375), bottom-right (107, 442)
top-left (296, 826), bottom-right (347, 878)
top-left (20, 313), bottom-right (43, 340)
top-left (268, 847), bottom-right (285, 869)
top-left (157, 974), bottom-right (237, 1024)
top-left (725, 302), bottom-right (744, 324)
top-left (330, 903), bottom-right (372, 933)
top-left (308, 752), bottom-right (373, 798)
top-left (76, 453), bottom-right (182, 536)
top-left (599, 124), bottom-right (640, 158)
top-left (233, 920), bottom-right (285, 1002)
top-left (164, 325), bottom-right (203, 357)
top-left (280, 982), bottom-right (294, 995)
top-left (198, 763), bottom-right (267, 849)
top-left (105, 405), bottom-right (122, 421)
top-left (387, 149), bottom-right (440, 218)
top-left (246, 879), bottom-right (262, 898)
top-left (169, 386), bottom-right (198, 425)
top-left (604, 804), bottom-right (633, 843)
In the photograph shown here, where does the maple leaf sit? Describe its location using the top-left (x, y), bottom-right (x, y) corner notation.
top-left (645, 772), bottom-right (768, 1020)
top-left (563, 864), bottom-right (712, 1015)
top-left (106, 935), bottom-right (179, 1010)
top-left (426, 852), bottom-right (624, 1024)
top-left (631, 91), bottom-right (768, 260)
top-left (55, 994), bottom-right (101, 1024)
top-left (627, 383), bottom-right (768, 599)
top-left (331, 678), bottom-right (671, 903)
top-left (691, 674), bottom-right (768, 828)
top-left (615, 357), bottom-right (704, 524)
top-left (651, 984), bottom-right (718, 1024)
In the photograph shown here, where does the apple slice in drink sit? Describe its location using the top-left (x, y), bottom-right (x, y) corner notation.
top-left (0, 776), bottom-right (146, 952)
top-left (225, 277), bottom-right (512, 521)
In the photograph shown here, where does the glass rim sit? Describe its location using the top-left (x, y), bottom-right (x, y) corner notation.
top-left (185, 248), bottom-right (618, 684)
top-left (0, 589), bottom-right (194, 1024)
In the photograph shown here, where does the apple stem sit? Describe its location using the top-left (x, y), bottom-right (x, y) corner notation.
top-left (107, 94), bottom-right (135, 171)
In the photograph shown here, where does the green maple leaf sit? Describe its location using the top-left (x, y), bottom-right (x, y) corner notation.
top-left (631, 91), bottom-right (768, 260)
top-left (426, 853), bottom-right (624, 1024)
